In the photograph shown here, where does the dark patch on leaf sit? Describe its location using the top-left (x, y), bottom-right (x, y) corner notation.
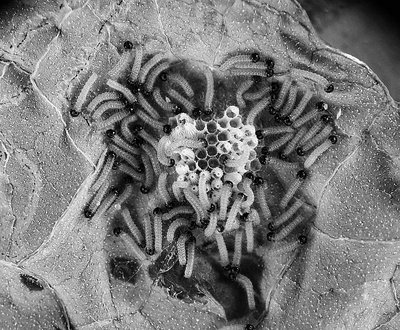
top-left (20, 273), bottom-right (44, 291)
top-left (110, 257), bottom-right (140, 284)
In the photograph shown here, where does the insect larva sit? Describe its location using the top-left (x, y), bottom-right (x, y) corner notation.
top-left (154, 214), bottom-right (163, 253)
top-left (143, 213), bottom-right (154, 252)
top-left (111, 184), bottom-right (133, 212)
top-left (288, 88), bottom-right (313, 122)
top-left (153, 87), bottom-right (175, 112)
top-left (282, 126), bottom-right (307, 157)
top-left (255, 183), bottom-right (271, 220)
top-left (161, 205), bottom-right (194, 221)
top-left (75, 72), bottom-right (98, 113)
top-left (167, 218), bottom-right (189, 242)
top-left (236, 274), bottom-right (256, 310)
top-left (280, 178), bottom-right (303, 209)
top-left (120, 114), bottom-right (138, 141)
top-left (108, 51), bottom-right (133, 80)
top-left (298, 120), bottom-right (324, 146)
top-left (145, 60), bottom-right (170, 92)
top-left (204, 212), bottom-right (218, 237)
top-left (158, 172), bottom-right (171, 205)
top-left (219, 184), bottom-right (232, 221)
top-left (302, 125), bottom-right (333, 152)
top-left (232, 228), bottom-right (243, 266)
top-left (112, 134), bottom-right (141, 155)
top-left (219, 54), bottom-right (253, 71)
top-left (94, 109), bottom-right (130, 131)
top-left (243, 85), bottom-right (272, 101)
top-left (120, 232), bottom-right (147, 261)
top-left (204, 67), bottom-right (214, 110)
top-left (141, 153), bottom-right (155, 189)
top-left (129, 44), bottom-right (143, 82)
top-left (228, 68), bottom-right (269, 77)
top-left (273, 198), bottom-right (304, 227)
top-left (303, 138), bottom-right (334, 169)
top-left (245, 96), bottom-right (269, 125)
top-left (274, 215), bottom-right (305, 241)
top-left (137, 92), bottom-right (160, 119)
top-left (198, 171), bottom-right (211, 209)
top-left (292, 108), bottom-right (319, 128)
top-left (87, 91), bottom-right (119, 115)
top-left (167, 88), bottom-right (195, 113)
top-left (183, 188), bottom-right (206, 223)
top-left (280, 83), bottom-right (298, 116)
top-left (138, 130), bottom-right (160, 150)
top-left (137, 109), bottom-right (164, 131)
top-left (215, 232), bottom-right (229, 267)
top-left (274, 78), bottom-right (292, 110)
top-left (234, 62), bottom-right (268, 70)
top-left (138, 52), bottom-right (168, 84)
top-left (241, 178), bottom-right (254, 210)
top-left (168, 73), bottom-right (194, 98)
top-left (88, 180), bottom-right (110, 214)
top-left (268, 132), bottom-right (294, 152)
top-left (236, 79), bottom-right (253, 108)
top-left (225, 196), bottom-right (243, 232)
top-left (108, 143), bottom-right (140, 170)
top-left (141, 143), bottom-right (161, 176)
top-left (91, 100), bottom-right (126, 120)
top-left (184, 239), bottom-right (195, 278)
top-left (291, 68), bottom-right (329, 87)
top-left (261, 125), bottom-right (294, 136)
top-left (248, 208), bottom-right (260, 225)
top-left (106, 79), bottom-right (137, 104)
top-left (91, 152), bottom-right (115, 193)
top-left (118, 163), bottom-right (145, 182)
top-left (177, 233), bottom-right (189, 265)
top-left (267, 157), bottom-right (300, 171)
top-left (121, 207), bottom-right (144, 245)
top-left (94, 188), bottom-right (119, 218)
top-left (156, 136), bottom-right (171, 166)
top-left (171, 181), bottom-right (189, 202)
top-left (244, 220), bottom-right (254, 253)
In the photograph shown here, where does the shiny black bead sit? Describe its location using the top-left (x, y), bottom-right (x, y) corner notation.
top-left (244, 172), bottom-right (255, 181)
top-left (240, 212), bottom-right (249, 221)
top-left (123, 40), bottom-right (133, 50)
top-left (207, 204), bottom-right (216, 213)
top-left (84, 209), bottom-right (93, 218)
top-left (113, 227), bottom-right (122, 236)
top-left (112, 157), bottom-right (121, 170)
top-left (168, 159), bottom-right (175, 167)
top-left (163, 124), bottom-right (172, 134)
top-left (259, 155), bottom-right (267, 165)
top-left (153, 207), bottom-right (162, 215)
top-left (266, 68), bottom-right (274, 77)
top-left (140, 186), bottom-right (149, 194)
top-left (254, 176), bottom-right (264, 186)
top-left (298, 235), bottom-right (308, 244)
top-left (267, 232), bottom-right (275, 241)
top-left (106, 129), bottom-right (116, 138)
top-left (160, 71), bottom-right (168, 81)
top-left (325, 84), bottom-right (334, 93)
top-left (255, 130), bottom-right (264, 140)
top-left (329, 135), bottom-right (338, 144)
top-left (321, 114), bottom-right (332, 124)
top-left (296, 147), bottom-right (305, 156)
top-left (265, 58), bottom-right (275, 69)
top-left (283, 116), bottom-right (292, 126)
top-left (250, 52), bottom-right (260, 63)
top-left (245, 324), bottom-right (255, 330)
top-left (296, 169), bottom-right (308, 180)
top-left (316, 101), bottom-right (328, 111)
top-left (216, 224), bottom-right (224, 232)
top-left (203, 107), bottom-right (213, 116)
top-left (70, 109), bottom-right (79, 117)
top-left (268, 222), bottom-right (275, 231)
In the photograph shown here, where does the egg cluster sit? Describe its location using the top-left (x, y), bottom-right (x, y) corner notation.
top-left (159, 106), bottom-right (259, 199)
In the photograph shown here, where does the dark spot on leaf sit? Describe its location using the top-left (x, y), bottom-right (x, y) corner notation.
top-left (20, 273), bottom-right (44, 291)
top-left (110, 257), bottom-right (140, 284)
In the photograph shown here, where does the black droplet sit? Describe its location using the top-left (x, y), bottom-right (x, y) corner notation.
top-left (298, 235), bottom-right (307, 244)
top-left (123, 40), bottom-right (133, 50)
top-left (70, 109), bottom-right (79, 117)
top-left (84, 209), bottom-right (93, 218)
top-left (172, 105), bottom-right (183, 114)
top-left (283, 116), bottom-right (292, 126)
top-left (267, 232), bottom-right (275, 241)
top-left (250, 52), bottom-right (260, 63)
top-left (192, 108), bottom-right (201, 118)
top-left (268, 222), bottom-right (275, 231)
top-left (140, 186), bottom-right (149, 194)
top-left (266, 68), bottom-right (274, 77)
top-left (296, 169), bottom-right (308, 180)
top-left (207, 204), bottom-right (216, 213)
top-left (296, 147), bottom-right (305, 156)
top-left (321, 114), bottom-right (332, 124)
top-left (20, 274), bottom-right (44, 291)
top-left (163, 124), bottom-right (172, 134)
top-left (325, 84), bottom-right (334, 93)
top-left (168, 159), bottom-right (175, 167)
top-left (316, 101), bottom-right (328, 111)
top-left (203, 107), bottom-right (213, 116)
top-left (265, 58), bottom-right (275, 69)
top-left (160, 71), bottom-right (168, 81)
top-left (106, 129), bottom-right (116, 138)
top-left (113, 227), bottom-right (122, 236)
top-left (216, 224), bottom-right (224, 232)
top-left (329, 135), bottom-right (338, 144)
top-left (245, 324), bottom-right (255, 330)
top-left (271, 81), bottom-right (279, 93)
top-left (244, 172), bottom-right (255, 181)
top-left (255, 130), bottom-right (264, 140)
top-left (252, 75), bottom-right (262, 84)
top-left (153, 207), bottom-right (162, 215)
top-left (259, 155), bottom-right (267, 165)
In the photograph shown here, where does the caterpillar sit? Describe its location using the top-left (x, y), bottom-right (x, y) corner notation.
top-left (204, 212), bottom-right (218, 237)
top-left (236, 274), bottom-right (256, 310)
top-left (145, 60), bottom-right (171, 92)
top-left (112, 134), bottom-right (141, 156)
top-left (215, 232), bottom-right (229, 267)
top-left (274, 78), bottom-right (292, 110)
top-left (232, 228), bottom-right (243, 267)
top-left (120, 231), bottom-right (147, 261)
top-left (302, 125), bottom-right (333, 152)
top-left (129, 44), bottom-right (143, 82)
top-left (138, 52), bottom-right (169, 84)
top-left (87, 91), bottom-right (119, 115)
top-left (108, 143), bottom-right (141, 170)
top-left (141, 143), bottom-right (161, 176)
top-left (261, 125), bottom-right (294, 136)
top-left (94, 109), bottom-right (130, 131)
top-left (167, 88), bottom-right (195, 113)
top-left (171, 181), bottom-right (189, 203)
top-left (241, 178), bottom-right (254, 210)
top-left (91, 100), bottom-right (126, 120)
top-left (243, 85), bottom-right (271, 101)
top-left (158, 172), bottom-right (172, 205)
top-left (161, 205), bottom-right (194, 221)
top-left (184, 239), bottom-right (195, 278)
top-left (225, 196), bottom-right (243, 231)
top-left (236, 78), bottom-right (253, 108)
top-left (168, 73), bottom-right (195, 98)
top-left (282, 126), bottom-right (307, 157)
top-left (153, 214), bottom-right (163, 253)
top-left (304, 137), bottom-right (336, 169)
top-left (244, 220), bottom-right (254, 253)
top-left (137, 92), bottom-right (161, 119)
top-left (118, 163), bottom-right (145, 182)
top-left (108, 50), bottom-right (134, 81)
top-left (120, 114), bottom-right (139, 141)
top-left (268, 132), bottom-right (294, 152)
top-left (141, 152), bottom-right (155, 190)
top-left (106, 79), bottom-right (137, 104)
top-left (167, 218), bottom-right (189, 243)
top-left (291, 68), bottom-right (329, 88)
top-left (91, 152), bottom-right (115, 193)
top-left (255, 183), bottom-right (271, 220)
top-left (198, 171), bottom-right (211, 209)
top-left (75, 72), bottom-right (98, 113)
top-left (183, 188), bottom-right (206, 223)
top-left (273, 198), bottom-right (304, 227)
top-left (204, 66), bottom-right (214, 110)
top-left (177, 232), bottom-right (189, 265)
top-left (121, 207), bottom-right (144, 245)
top-left (288, 88), bottom-right (313, 122)
top-left (273, 214), bottom-right (305, 241)
top-left (245, 96), bottom-right (270, 126)
top-left (280, 83), bottom-right (298, 116)
top-left (136, 109), bottom-right (164, 131)
top-left (153, 87), bottom-right (175, 112)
